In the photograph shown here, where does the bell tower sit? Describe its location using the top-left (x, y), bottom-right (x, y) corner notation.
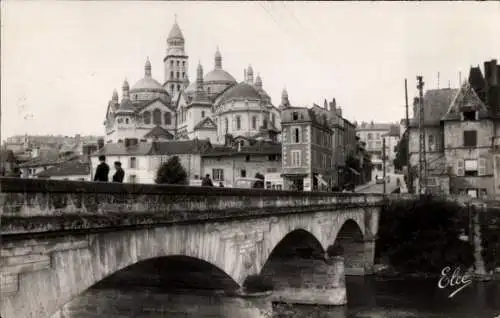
top-left (164, 15), bottom-right (189, 98)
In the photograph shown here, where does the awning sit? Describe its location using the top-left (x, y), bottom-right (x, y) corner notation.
top-left (348, 167), bottom-right (360, 175)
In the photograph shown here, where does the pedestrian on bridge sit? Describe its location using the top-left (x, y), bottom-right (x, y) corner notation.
top-left (112, 161), bottom-right (124, 183)
top-left (94, 155), bottom-right (109, 182)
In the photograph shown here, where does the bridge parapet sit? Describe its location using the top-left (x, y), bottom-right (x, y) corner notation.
top-left (1, 178), bottom-right (384, 235)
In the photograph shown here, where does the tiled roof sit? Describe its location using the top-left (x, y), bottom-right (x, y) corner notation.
top-left (217, 82), bottom-right (262, 105)
top-left (143, 126), bottom-right (174, 139)
top-left (136, 97), bottom-right (176, 113)
top-left (442, 82), bottom-right (488, 121)
top-left (18, 155), bottom-right (72, 168)
top-left (36, 160), bottom-right (90, 178)
top-left (202, 142), bottom-right (281, 157)
top-left (421, 88), bottom-right (458, 125)
top-left (93, 143), bottom-right (153, 156)
top-left (281, 107), bottom-right (331, 131)
top-left (150, 140), bottom-right (212, 155)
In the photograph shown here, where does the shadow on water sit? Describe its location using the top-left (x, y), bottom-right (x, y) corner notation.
top-left (273, 276), bottom-right (500, 318)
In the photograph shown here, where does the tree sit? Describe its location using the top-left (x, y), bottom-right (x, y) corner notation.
top-left (155, 156), bottom-right (188, 185)
top-left (393, 133), bottom-right (408, 172)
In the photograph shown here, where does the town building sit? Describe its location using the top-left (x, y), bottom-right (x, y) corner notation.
top-left (280, 93), bottom-right (334, 191)
top-left (356, 121), bottom-right (400, 177)
top-left (90, 140), bottom-right (210, 184)
top-left (406, 59), bottom-right (500, 198)
top-left (36, 159), bottom-right (91, 181)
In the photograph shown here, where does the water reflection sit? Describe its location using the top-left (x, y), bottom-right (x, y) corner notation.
top-left (58, 276), bottom-right (500, 318)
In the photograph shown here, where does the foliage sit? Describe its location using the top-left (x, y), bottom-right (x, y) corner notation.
top-left (376, 196), bottom-right (474, 274)
top-left (479, 207), bottom-right (500, 271)
top-left (155, 156), bottom-right (188, 185)
top-left (393, 134), bottom-right (408, 172)
top-left (243, 275), bottom-right (274, 293)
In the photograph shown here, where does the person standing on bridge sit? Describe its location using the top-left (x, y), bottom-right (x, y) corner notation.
top-left (112, 161), bottom-right (125, 183)
top-left (94, 155), bottom-right (110, 182)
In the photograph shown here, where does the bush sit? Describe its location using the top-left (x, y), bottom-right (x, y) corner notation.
top-left (376, 196), bottom-right (474, 274)
top-left (243, 275), bottom-right (274, 293)
top-left (155, 156), bottom-right (188, 185)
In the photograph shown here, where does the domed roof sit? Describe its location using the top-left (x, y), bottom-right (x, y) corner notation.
top-left (204, 69), bottom-right (237, 84)
top-left (130, 77), bottom-right (166, 93)
top-left (218, 82), bottom-right (262, 104)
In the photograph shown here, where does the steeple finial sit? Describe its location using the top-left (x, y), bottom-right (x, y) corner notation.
top-left (112, 89), bottom-right (119, 102)
top-left (196, 62), bottom-right (204, 91)
top-left (255, 73), bottom-right (262, 88)
top-left (122, 79), bottom-right (130, 100)
top-left (215, 46), bottom-right (222, 69)
top-left (281, 87), bottom-right (290, 108)
top-left (247, 65), bottom-right (254, 84)
top-left (145, 57), bottom-right (152, 77)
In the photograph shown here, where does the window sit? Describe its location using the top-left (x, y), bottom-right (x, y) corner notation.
top-left (170, 71), bottom-right (174, 79)
top-left (263, 119), bottom-right (268, 129)
top-left (291, 150), bottom-right (301, 167)
top-left (322, 154), bottom-right (327, 168)
top-left (170, 84), bottom-right (174, 92)
top-left (207, 87), bottom-right (211, 94)
top-left (252, 116), bottom-right (257, 129)
top-left (428, 134), bottom-right (434, 151)
top-left (125, 118), bottom-right (129, 124)
top-left (272, 114), bottom-right (276, 125)
top-left (212, 169), bottom-right (224, 181)
top-left (463, 111), bottom-right (477, 121)
top-left (367, 133), bottom-right (373, 140)
top-left (224, 118), bottom-right (229, 133)
top-left (170, 61), bottom-right (173, 67)
top-left (177, 61), bottom-right (180, 66)
top-left (129, 175), bottom-right (137, 183)
top-left (245, 155), bottom-right (250, 162)
top-left (464, 159), bottom-right (478, 177)
top-left (182, 61), bottom-right (185, 67)
top-left (153, 109), bottom-right (162, 125)
top-left (201, 111), bottom-right (205, 118)
top-left (240, 169), bottom-right (247, 177)
top-left (130, 157), bottom-right (137, 169)
top-left (268, 155), bottom-right (277, 161)
top-left (164, 112), bottom-right (172, 125)
top-left (182, 72), bottom-right (185, 78)
top-left (236, 116), bottom-right (241, 130)
top-left (293, 128), bottom-right (301, 143)
top-left (463, 130), bottom-right (477, 147)
top-left (143, 111), bottom-right (151, 124)
top-left (292, 112), bottom-right (299, 120)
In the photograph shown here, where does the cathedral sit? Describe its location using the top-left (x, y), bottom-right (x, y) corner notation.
top-left (104, 18), bottom-right (284, 146)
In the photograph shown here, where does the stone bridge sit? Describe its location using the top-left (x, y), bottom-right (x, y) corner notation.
top-left (0, 178), bottom-right (384, 318)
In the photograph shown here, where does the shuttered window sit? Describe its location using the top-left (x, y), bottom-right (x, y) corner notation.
top-left (478, 158), bottom-right (487, 176)
top-left (456, 159), bottom-right (465, 176)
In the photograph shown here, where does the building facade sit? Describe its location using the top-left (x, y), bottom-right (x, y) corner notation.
top-left (103, 19), bottom-right (281, 146)
top-left (406, 59), bottom-right (500, 198)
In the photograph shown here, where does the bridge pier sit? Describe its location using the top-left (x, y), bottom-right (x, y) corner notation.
top-left (263, 255), bottom-right (346, 306)
top-left (343, 239), bottom-right (375, 276)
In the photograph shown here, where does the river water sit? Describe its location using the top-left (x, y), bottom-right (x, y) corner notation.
top-left (58, 276), bottom-right (500, 318)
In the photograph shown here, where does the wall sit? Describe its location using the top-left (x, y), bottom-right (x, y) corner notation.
top-left (90, 154), bottom-right (202, 184)
top-left (202, 154), bottom-right (281, 187)
top-left (49, 174), bottom-right (91, 182)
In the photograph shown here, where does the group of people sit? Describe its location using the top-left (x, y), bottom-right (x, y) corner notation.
top-left (94, 155), bottom-right (125, 183)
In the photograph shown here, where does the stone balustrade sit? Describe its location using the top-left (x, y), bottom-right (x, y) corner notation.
top-left (0, 177), bottom-right (384, 235)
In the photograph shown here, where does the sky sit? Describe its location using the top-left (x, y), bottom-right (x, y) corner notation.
top-left (1, 1), bottom-right (499, 140)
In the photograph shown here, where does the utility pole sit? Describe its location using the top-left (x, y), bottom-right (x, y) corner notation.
top-left (383, 137), bottom-right (387, 195)
top-left (417, 76), bottom-right (427, 195)
top-left (404, 78), bottom-right (413, 193)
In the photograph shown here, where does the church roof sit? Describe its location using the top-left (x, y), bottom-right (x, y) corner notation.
top-left (144, 126), bottom-right (174, 139)
top-left (131, 77), bottom-right (167, 94)
top-left (168, 22), bottom-right (184, 41)
top-left (217, 82), bottom-right (262, 105)
top-left (204, 69), bottom-right (237, 84)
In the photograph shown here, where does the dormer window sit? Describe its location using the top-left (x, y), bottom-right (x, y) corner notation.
top-left (462, 111), bottom-right (477, 121)
top-left (292, 112), bottom-right (299, 120)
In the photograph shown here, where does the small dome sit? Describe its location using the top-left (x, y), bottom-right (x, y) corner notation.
top-left (204, 69), bottom-right (237, 84)
top-left (218, 82), bottom-right (262, 105)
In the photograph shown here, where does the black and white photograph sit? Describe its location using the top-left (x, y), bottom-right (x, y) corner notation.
top-left (1, 1), bottom-right (500, 317)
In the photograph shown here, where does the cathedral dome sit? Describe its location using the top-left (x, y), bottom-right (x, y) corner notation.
top-left (203, 69), bottom-right (237, 84)
top-left (130, 77), bottom-right (166, 94)
top-left (217, 82), bottom-right (262, 105)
